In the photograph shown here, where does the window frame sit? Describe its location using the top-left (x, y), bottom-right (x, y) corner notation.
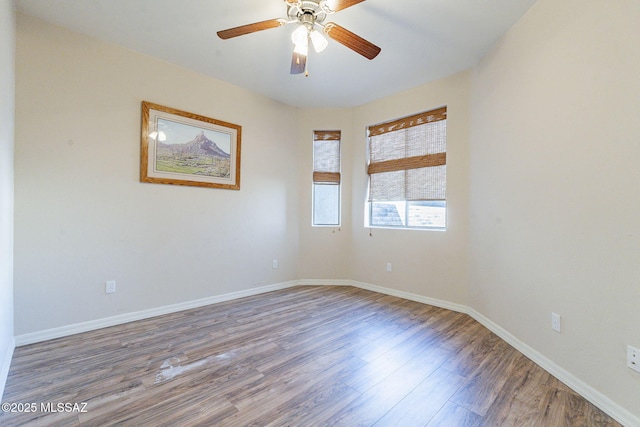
top-left (312, 130), bottom-right (341, 227)
top-left (365, 107), bottom-right (447, 231)
top-left (367, 200), bottom-right (447, 230)
top-left (312, 182), bottom-right (341, 227)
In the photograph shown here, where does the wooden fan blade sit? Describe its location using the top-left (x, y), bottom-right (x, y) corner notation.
top-left (290, 51), bottom-right (307, 74)
top-left (217, 19), bottom-right (284, 40)
top-left (324, 23), bottom-right (381, 60)
top-left (325, 0), bottom-right (366, 12)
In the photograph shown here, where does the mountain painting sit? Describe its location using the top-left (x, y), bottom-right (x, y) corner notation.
top-left (156, 129), bottom-right (232, 179)
top-left (142, 102), bottom-right (241, 190)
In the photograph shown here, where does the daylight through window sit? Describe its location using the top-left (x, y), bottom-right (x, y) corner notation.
top-left (313, 130), bottom-right (341, 226)
top-left (367, 107), bottom-right (447, 229)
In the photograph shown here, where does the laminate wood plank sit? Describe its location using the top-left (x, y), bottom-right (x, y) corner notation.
top-left (342, 352), bottom-right (406, 393)
top-left (0, 285), bottom-right (622, 427)
top-left (537, 387), bottom-right (622, 427)
top-left (438, 327), bottom-right (502, 377)
top-left (326, 343), bottom-right (451, 426)
top-left (82, 385), bottom-right (237, 426)
top-left (255, 328), bottom-right (365, 374)
top-left (351, 318), bottom-right (436, 363)
top-left (272, 304), bottom-right (376, 348)
top-left (86, 362), bottom-right (237, 423)
top-left (288, 297), bottom-right (388, 335)
top-left (372, 367), bottom-right (467, 427)
top-left (263, 380), bottom-right (361, 427)
top-left (219, 354), bottom-right (363, 426)
top-left (449, 339), bottom-right (522, 416)
top-left (6, 412), bottom-right (80, 427)
top-left (435, 314), bottom-right (491, 353)
top-left (344, 331), bottom-right (451, 394)
top-left (234, 340), bottom-right (364, 399)
top-left (479, 355), bottom-right (557, 426)
top-left (426, 401), bottom-right (483, 427)
top-left (428, 309), bottom-right (470, 333)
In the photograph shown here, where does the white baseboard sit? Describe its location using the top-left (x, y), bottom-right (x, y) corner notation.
top-left (347, 280), bottom-right (469, 314)
top-left (297, 279), bottom-right (345, 286)
top-left (10, 279), bottom-right (639, 426)
top-left (15, 281), bottom-right (299, 346)
top-left (0, 337), bottom-right (15, 403)
top-left (467, 308), bottom-right (640, 427)
top-left (335, 280), bottom-right (639, 427)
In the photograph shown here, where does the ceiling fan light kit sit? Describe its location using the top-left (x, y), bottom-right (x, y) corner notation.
top-left (309, 29), bottom-right (329, 52)
top-left (217, 0), bottom-right (380, 76)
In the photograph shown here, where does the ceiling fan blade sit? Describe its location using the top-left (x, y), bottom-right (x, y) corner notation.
top-left (290, 51), bottom-right (307, 74)
top-left (323, 23), bottom-right (381, 60)
top-left (325, 0), bottom-right (366, 12)
top-left (217, 19), bottom-right (284, 40)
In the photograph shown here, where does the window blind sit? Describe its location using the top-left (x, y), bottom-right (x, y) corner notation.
top-left (313, 130), bottom-right (341, 184)
top-left (367, 107), bottom-right (446, 202)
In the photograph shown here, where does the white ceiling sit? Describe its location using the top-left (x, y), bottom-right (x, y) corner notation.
top-left (15, 0), bottom-right (538, 108)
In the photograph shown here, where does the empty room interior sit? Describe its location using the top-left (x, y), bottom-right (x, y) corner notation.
top-left (1, 0), bottom-right (639, 425)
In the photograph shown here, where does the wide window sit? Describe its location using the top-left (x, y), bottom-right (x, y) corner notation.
top-left (313, 130), bottom-right (341, 226)
top-left (367, 107), bottom-right (447, 229)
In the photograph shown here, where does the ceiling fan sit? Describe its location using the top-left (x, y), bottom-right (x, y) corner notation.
top-left (217, 0), bottom-right (381, 76)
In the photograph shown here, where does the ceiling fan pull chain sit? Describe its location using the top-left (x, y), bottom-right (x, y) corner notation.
top-left (305, 40), bottom-right (310, 77)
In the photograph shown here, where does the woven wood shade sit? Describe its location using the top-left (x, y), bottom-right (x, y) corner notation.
top-left (368, 107), bottom-right (447, 137)
top-left (313, 172), bottom-right (340, 183)
top-left (313, 130), bottom-right (341, 184)
top-left (368, 107), bottom-right (446, 202)
top-left (367, 152), bottom-right (446, 174)
top-left (313, 131), bottom-right (341, 141)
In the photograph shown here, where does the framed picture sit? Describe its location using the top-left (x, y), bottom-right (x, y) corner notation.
top-left (140, 101), bottom-right (241, 190)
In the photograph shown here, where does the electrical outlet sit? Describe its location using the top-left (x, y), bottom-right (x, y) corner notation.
top-left (272, 259), bottom-right (278, 269)
top-left (551, 313), bottom-right (561, 332)
top-left (628, 345), bottom-right (640, 373)
top-left (105, 280), bottom-right (116, 294)
top-left (386, 263), bottom-right (392, 272)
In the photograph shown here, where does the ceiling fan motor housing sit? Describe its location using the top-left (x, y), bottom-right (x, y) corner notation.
top-left (288, 0), bottom-right (328, 27)
top-left (217, 0), bottom-right (380, 62)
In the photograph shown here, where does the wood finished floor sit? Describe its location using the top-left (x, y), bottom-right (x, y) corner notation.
top-left (2, 286), bottom-right (620, 426)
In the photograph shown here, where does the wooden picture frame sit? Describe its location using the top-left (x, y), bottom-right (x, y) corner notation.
top-left (140, 101), bottom-right (241, 190)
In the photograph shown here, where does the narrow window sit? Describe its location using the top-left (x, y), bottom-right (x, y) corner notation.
top-left (367, 107), bottom-right (447, 229)
top-left (313, 130), bottom-right (341, 226)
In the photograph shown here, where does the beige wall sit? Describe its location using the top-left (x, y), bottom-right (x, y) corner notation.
top-left (0, 0), bottom-right (15, 400)
top-left (14, 14), bottom-right (300, 334)
top-left (13, 11), bottom-right (472, 335)
top-left (469, 0), bottom-right (640, 419)
top-left (296, 74), bottom-right (472, 302)
top-left (349, 71), bottom-right (471, 306)
top-left (10, 1), bottom-right (640, 421)
top-left (296, 108), bottom-right (353, 280)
